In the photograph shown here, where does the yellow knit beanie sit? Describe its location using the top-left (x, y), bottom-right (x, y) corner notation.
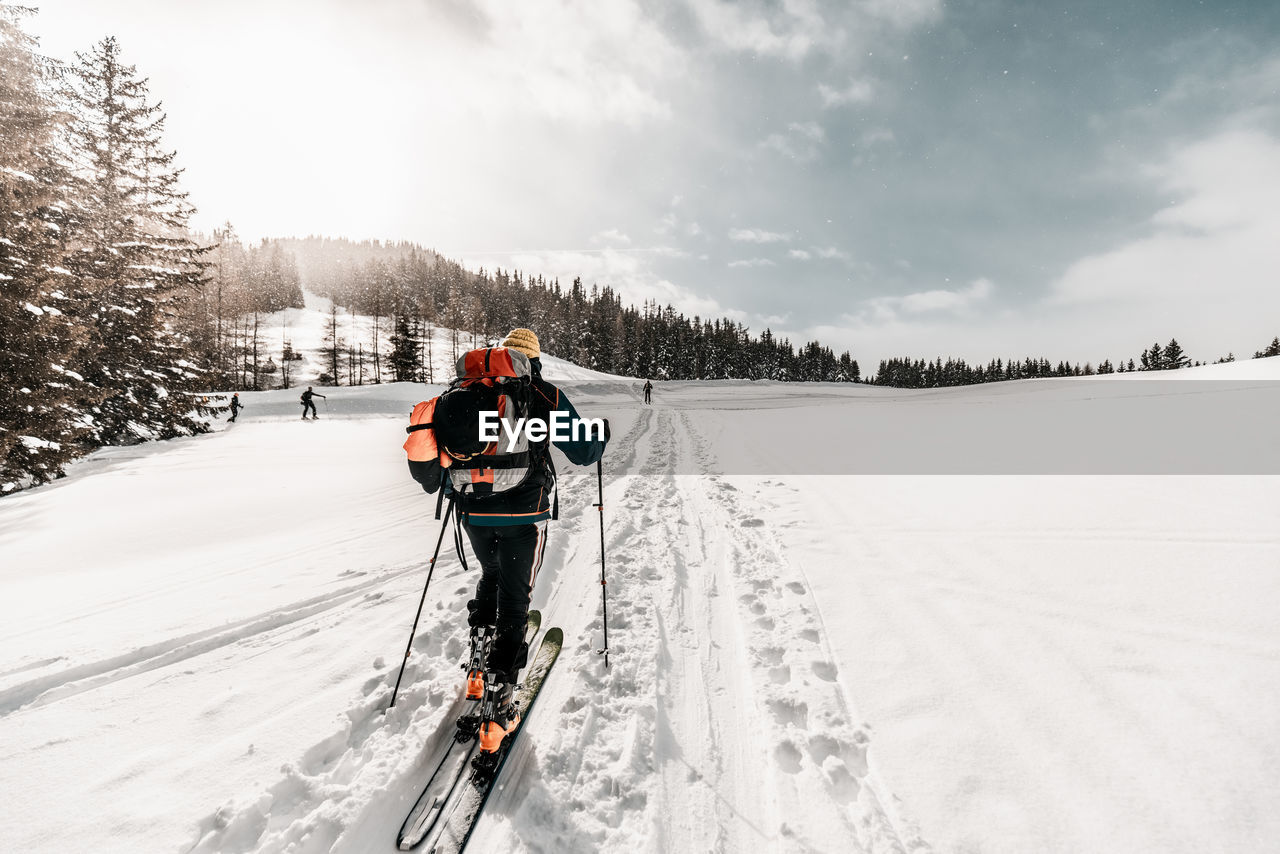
top-left (500, 328), bottom-right (541, 359)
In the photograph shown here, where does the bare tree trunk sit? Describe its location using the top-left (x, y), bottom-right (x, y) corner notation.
top-left (251, 312), bottom-right (261, 390)
top-left (327, 303), bottom-right (340, 384)
top-left (424, 319), bottom-right (434, 384)
top-left (372, 312), bottom-right (381, 383)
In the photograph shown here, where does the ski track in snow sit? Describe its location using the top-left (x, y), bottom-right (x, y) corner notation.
top-left (0, 566), bottom-right (428, 717)
top-left (469, 407), bottom-right (929, 854)
top-left (171, 404), bottom-right (931, 854)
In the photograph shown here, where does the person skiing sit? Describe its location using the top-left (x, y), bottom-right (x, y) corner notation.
top-left (228, 393), bottom-right (243, 422)
top-left (643, 379), bottom-right (653, 404)
top-left (300, 386), bottom-right (325, 420)
top-left (444, 328), bottom-right (607, 752)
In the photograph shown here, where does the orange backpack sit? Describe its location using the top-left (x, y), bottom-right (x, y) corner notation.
top-left (403, 347), bottom-right (540, 504)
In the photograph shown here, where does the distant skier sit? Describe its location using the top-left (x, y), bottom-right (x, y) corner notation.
top-left (643, 379), bottom-right (653, 404)
top-left (228, 393), bottom-right (243, 423)
top-left (405, 327), bottom-right (607, 757)
top-left (300, 386), bottom-right (326, 420)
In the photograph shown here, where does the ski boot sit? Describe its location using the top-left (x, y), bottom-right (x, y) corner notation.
top-left (454, 625), bottom-right (493, 744)
top-left (463, 624), bottom-right (492, 701)
top-left (472, 673), bottom-right (520, 782)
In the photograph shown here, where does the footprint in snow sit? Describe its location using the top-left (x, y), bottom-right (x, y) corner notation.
top-left (812, 661), bottom-right (838, 682)
top-left (740, 517), bottom-right (765, 527)
top-left (767, 697), bottom-right (809, 729)
top-left (774, 740), bottom-right (803, 774)
top-left (758, 646), bottom-right (785, 666)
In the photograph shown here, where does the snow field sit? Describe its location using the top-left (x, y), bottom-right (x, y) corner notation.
top-left (1, 311), bottom-right (1277, 854)
top-left (753, 474), bottom-right (1280, 854)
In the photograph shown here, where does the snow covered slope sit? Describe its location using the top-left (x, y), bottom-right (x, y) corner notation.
top-left (1, 355), bottom-right (1278, 854)
top-left (237, 290), bottom-right (629, 390)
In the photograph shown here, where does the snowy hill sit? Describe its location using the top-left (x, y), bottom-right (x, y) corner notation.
top-left (1, 317), bottom-right (1279, 853)
top-left (233, 290), bottom-right (629, 396)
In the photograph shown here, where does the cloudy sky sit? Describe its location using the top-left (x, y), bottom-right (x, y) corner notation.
top-left (28, 0), bottom-right (1280, 368)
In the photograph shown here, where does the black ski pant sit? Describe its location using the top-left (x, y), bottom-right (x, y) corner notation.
top-left (464, 521), bottom-right (547, 678)
top-left (302, 401), bottom-right (317, 419)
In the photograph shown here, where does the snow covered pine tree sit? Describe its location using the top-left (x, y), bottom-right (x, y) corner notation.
top-left (64, 36), bottom-right (211, 445)
top-left (0, 5), bottom-right (100, 491)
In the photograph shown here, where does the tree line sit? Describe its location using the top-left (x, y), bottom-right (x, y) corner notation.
top-left (868, 336), bottom-right (1277, 388)
top-left (275, 236), bottom-right (862, 385)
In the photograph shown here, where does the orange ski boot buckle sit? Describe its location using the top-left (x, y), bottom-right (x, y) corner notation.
top-left (466, 669), bottom-right (485, 700)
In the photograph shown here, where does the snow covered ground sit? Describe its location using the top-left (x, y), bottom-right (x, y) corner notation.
top-left (2, 313), bottom-right (1279, 853)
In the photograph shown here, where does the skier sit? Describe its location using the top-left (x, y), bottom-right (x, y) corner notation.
top-left (300, 386), bottom-right (325, 420)
top-left (227, 393), bottom-right (243, 422)
top-left (439, 328), bottom-right (607, 752)
top-left (643, 379), bottom-right (653, 404)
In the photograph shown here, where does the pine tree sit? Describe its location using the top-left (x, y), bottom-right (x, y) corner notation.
top-left (1254, 337), bottom-right (1280, 359)
top-left (387, 314), bottom-right (419, 382)
top-left (1140, 343), bottom-right (1164, 371)
top-left (1162, 338), bottom-right (1189, 370)
top-left (0, 6), bottom-right (100, 490)
top-left (65, 37), bottom-right (210, 444)
top-left (322, 301), bottom-right (342, 384)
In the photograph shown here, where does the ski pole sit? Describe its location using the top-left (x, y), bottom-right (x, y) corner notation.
top-left (594, 457), bottom-right (610, 668)
top-left (388, 499), bottom-right (455, 710)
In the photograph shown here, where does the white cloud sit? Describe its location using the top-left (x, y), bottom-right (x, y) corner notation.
top-left (862, 278), bottom-right (995, 321)
top-left (728, 258), bottom-right (777, 268)
top-left (656, 202), bottom-right (705, 240)
top-left (457, 246), bottom-right (732, 320)
top-left (685, 0), bottom-right (835, 61)
top-left (866, 0), bottom-right (942, 29)
top-left (816, 131), bottom-right (1280, 369)
top-left (455, 0), bottom-right (682, 127)
top-left (592, 229), bottom-right (632, 245)
top-left (860, 127), bottom-right (896, 146)
top-left (789, 246), bottom-right (853, 264)
top-left (760, 120), bottom-right (828, 161)
top-left (685, 0), bottom-right (941, 61)
top-left (815, 246), bottom-right (852, 262)
top-left (819, 78), bottom-right (874, 107)
top-left (729, 227), bottom-right (792, 243)
top-left (1050, 130), bottom-right (1280, 308)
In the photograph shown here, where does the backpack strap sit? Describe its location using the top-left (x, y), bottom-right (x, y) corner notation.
top-left (448, 451), bottom-right (533, 470)
top-left (545, 451), bottom-right (559, 521)
top-left (452, 502), bottom-right (470, 573)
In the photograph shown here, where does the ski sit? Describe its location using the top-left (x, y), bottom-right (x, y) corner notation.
top-left (396, 611), bottom-right (542, 850)
top-left (417, 627), bottom-right (563, 854)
